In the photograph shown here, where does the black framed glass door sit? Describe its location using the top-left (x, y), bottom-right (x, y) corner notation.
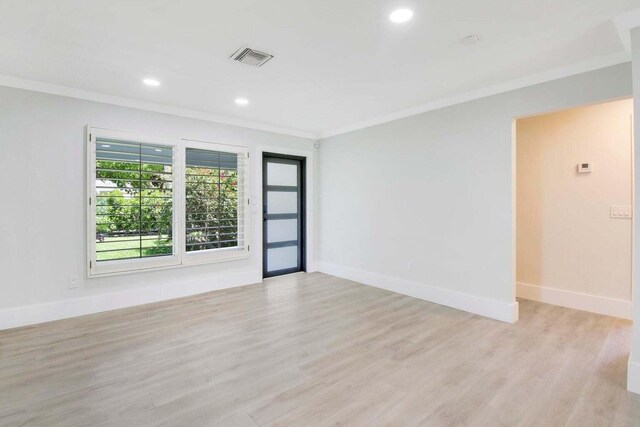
top-left (263, 154), bottom-right (305, 278)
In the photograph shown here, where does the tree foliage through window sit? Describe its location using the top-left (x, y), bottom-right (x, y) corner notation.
top-left (185, 148), bottom-right (240, 252)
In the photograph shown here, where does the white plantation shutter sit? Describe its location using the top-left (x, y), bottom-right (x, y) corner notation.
top-left (183, 141), bottom-right (250, 264)
top-left (88, 128), bottom-right (180, 276)
top-left (94, 139), bottom-right (174, 262)
top-left (88, 129), bottom-right (250, 276)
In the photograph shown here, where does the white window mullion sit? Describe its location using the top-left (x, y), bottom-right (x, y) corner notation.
top-left (87, 129), bottom-right (97, 276)
top-left (174, 141), bottom-right (185, 266)
top-left (241, 151), bottom-right (250, 251)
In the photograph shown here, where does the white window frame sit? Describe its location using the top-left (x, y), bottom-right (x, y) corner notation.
top-left (182, 139), bottom-right (250, 266)
top-left (87, 128), bottom-right (250, 277)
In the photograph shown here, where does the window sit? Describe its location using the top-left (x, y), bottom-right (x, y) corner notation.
top-left (88, 129), bottom-right (249, 276)
top-left (183, 140), bottom-right (249, 264)
top-left (95, 139), bottom-right (174, 261)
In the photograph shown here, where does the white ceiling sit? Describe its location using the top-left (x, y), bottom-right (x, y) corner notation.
top-left (1, 0), bottom-right (639, 139)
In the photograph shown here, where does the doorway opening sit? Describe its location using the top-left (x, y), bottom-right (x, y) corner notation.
top-left (262, 153), bottom-right (306, 278)
top-left (514, 98), bottom-right (633, 319)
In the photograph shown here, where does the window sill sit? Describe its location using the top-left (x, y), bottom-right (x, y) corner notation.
top-left (88, 249), bottom-right (250, 278)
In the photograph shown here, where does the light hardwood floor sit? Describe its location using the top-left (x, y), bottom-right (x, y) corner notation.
top-left (1, 272), bottom-right (639, 426)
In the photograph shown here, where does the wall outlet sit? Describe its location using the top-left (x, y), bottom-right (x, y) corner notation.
top-left (407, 261), bottom-right (413, 270)
top-left (68, 275), bottom-right (79, 289)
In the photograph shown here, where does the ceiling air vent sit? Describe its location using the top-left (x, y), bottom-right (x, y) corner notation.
top-left (230, 46), bottom-right (274, 67)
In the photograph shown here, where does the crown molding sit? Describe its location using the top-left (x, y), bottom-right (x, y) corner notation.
top-left (614, 8), bottom-right (640, 53)
top-left (0, 74), bottom-right (318, 140)
top-left (319, 51), bottom-right (631, 139)
top-left (0, 47), bottom-right (633, 142)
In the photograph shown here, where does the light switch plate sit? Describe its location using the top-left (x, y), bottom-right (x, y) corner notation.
top-left (610, 205), bottom-right (632, 219)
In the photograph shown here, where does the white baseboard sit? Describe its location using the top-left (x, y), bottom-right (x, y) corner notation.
top-left (0, 270), bottom-right (262, 331)
top-left (318, 261), bottom-right (518, 323)
top-left (629, 356), bottom-right (640, 394)
top-left (516, 282), bottom-right (631, 320)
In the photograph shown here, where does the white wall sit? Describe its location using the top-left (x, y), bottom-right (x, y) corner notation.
top-left (318, 63), bottom-right (632, 323)
top-left (516, 100), bottom-right (633, 319)
top-left (629, 26), bottom-right (640, 395)
top-left (0, 86), bottom-right (316, 329)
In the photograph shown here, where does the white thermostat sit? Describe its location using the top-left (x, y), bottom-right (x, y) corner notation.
top-left (611, 205), bottom-right (633, 219)
top-left (577, 162), bottom-right (592, 173)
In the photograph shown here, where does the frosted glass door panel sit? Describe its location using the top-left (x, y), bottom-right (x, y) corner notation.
top-left (267, 191), bottom-right (297, 214)
top-left (267, 219), bottom-right (298, 242)
top-left (263, 155), bottom-right (304, 278)
top-left (266, 247), bottom-right (298, 272)
top-left (267, 162), bottom-right (297, 186)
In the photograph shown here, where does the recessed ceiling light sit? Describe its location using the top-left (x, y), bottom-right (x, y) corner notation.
top-left (142, 78), bottom-right (161, 87)
top-left (389, 8), bottom-right (413, 23)
top-left (235, 98), bottom-right (250, 106)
